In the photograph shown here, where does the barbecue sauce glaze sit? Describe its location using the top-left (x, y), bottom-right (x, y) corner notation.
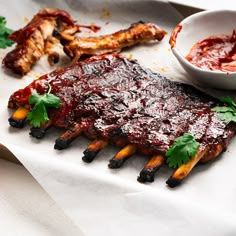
top-left (186, 30), bottom-right (236, 72)
top-left (9, 54), bottom-right (234, 156)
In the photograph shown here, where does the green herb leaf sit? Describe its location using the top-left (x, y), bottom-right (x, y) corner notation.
top-left (217, 111), bottom-right (236, 123)
top-left (212, 106), bottom-right (235, 113)
top-left (27, 102), bottom-right (49, 128)
top-left (212, 96), bottom-right (236, 122)
top-left (218, 96), bottom-right (236, 107)
top-left (166, 133), bottom-right (200, 168)
top-left (0, 16), bottom-right (14, 49)
top-left (27, 89), bottom-right (61, 127)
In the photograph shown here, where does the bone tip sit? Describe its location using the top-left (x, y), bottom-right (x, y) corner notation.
top-left (30, 127), bottom-right (47, 139)
top-left (54, 138), bottom-right (70, 150)
top-left (82, 149), bottom-right (98, 163)
top-left (8, 117), bottom-right (25, 128)
top-left (166, 177), bottom-right (181, 188)
top-left (137, 170), bottom-right (155, 183)
top-left (82, 155), bottom-right (93, 163)
top-left (108, 158), bottom-right (124, 169)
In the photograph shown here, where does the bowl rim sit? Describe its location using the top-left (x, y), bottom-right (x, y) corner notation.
top-left (180, 9), bottom-right (236, 25)
top-left (170, 9), bottom-right (236, 76)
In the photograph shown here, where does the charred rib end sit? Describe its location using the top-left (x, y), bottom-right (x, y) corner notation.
top-left (166, 177), bottom-right (181, 188)
top-left (137, 169), bottom-right (157, 183)
top-left (8, 117), bottom-right (25, 128)
top-left (108, 158), bottom-right (125, 169)
top-left (30, 127), bottom-right (47, 139)
top-left (54, 137), bottom-right (71, 150)
top-left (82, 149), bottom-right (99, 163)
top-left (138, 154), bottom-right (164, 183)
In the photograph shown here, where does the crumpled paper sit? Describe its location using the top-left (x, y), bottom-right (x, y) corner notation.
top-left (1, 0), bottom-right (236, 235)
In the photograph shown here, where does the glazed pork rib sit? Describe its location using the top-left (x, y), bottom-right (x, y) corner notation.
top-left (8, 54), bottom-right (236, 187)
top-left (62, 21), bottom-right (167, 62)
top-left (3, 9), bottom-right (167, 76)
top-left (2, 8), bottom-right (77, 75)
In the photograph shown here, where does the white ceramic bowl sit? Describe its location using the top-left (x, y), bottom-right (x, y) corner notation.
top-left (170, 10), bottom-right (236, 90)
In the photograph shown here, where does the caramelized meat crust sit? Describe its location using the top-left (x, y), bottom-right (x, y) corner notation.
top-left (9, 54), bottom-right (235, 154)
top-left (62, 21), bottom-right (167, 61)
top-left (8, 54), bottom-right (236, 186)
top-left (2, 8), bottom-right (76, 75)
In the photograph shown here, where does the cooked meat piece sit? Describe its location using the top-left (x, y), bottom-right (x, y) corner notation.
top-left (8, 54), bottom-right (236, 187)
top-left (62, 21), bottom-right (167, 61)
top-left (2, 8), bottom-right (76, 75)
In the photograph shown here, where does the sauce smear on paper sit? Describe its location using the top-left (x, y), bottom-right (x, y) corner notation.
top-left (186, 30), bottom-right (236, 72)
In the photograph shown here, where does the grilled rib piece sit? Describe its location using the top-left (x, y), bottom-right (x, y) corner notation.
top-left (2, 8), bottom-right (76, 75)
top-left (62, 21), bottom-right (167, 62)
top-left (8, 54), bottom-right (236, 187)
top-left (3, 11), bottom-right (166, 76)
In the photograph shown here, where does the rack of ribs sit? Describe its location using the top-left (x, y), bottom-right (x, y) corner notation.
top-left (8, 54), bottom-right (236, 187)
top-left (2, 8), bottom-right (77, 75)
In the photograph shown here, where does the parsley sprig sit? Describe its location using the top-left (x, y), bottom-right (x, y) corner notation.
top-left (27, 85), bottom-right (61, 127)
top-left (166, 133), bottom-right (200, 168)
top-left (212, 97), bottom-right (236, 122)
top-left (0, 16), bottom-right (14, 49)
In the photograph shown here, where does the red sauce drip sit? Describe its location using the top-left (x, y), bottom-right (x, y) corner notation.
top-left (186, 30), bottom-right (236, 72)
top-left (169, 24), bottom-right (182, 48)
top-left (77, 24), bottom-right (101, 33)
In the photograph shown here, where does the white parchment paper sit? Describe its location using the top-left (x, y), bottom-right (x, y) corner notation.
top-left (0, 159), bottom-right (85, 236)
top-left (1, 1), bottom-right (236, 235)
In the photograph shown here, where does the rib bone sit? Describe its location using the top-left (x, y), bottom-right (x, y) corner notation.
top-left (166, 147), bottom-right (210, 188)
top-left (82, 139), bottom-right (108, 163)
top-left (8, 107), bottom-right (29, 128)
top-left (108, 144), bottom-right (136, 169)
top-left (30, 120), bottom-right (53, 139)
top-left (54, 123), bottom-right (83, 150)
top-left (138, 155), bottom-right (165, 183)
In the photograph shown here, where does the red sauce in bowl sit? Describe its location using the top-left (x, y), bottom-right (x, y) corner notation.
top-left (186, 30), bottom-right (236, 72)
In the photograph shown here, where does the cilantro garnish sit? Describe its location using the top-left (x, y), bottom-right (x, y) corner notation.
top-left (212, 96), bottom-right (236, 122)
top-left (166, 133), bottom-right (200, 168)
top-left (27, 85), bottom-right (61, 127)
top-left (0, 16), bottom-right (14, 49)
